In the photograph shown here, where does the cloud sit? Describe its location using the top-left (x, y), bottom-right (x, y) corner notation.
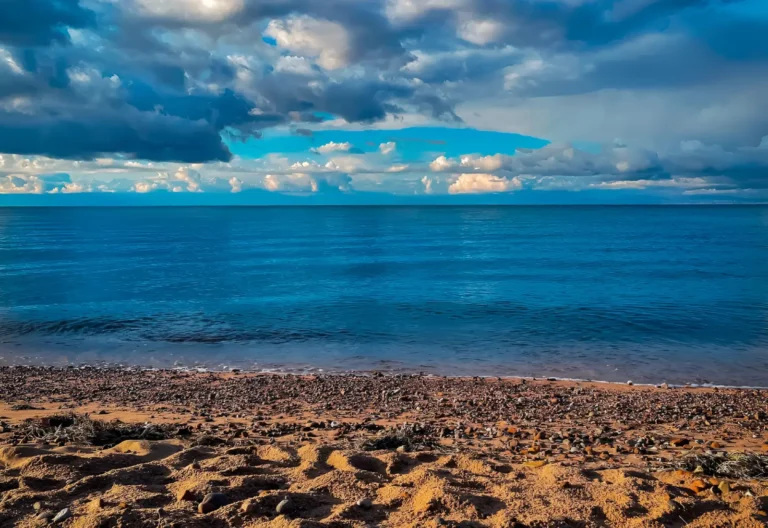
top-left (132, 0), bottom-right (246, 24)
top-left (263, 172), bottom-right (352, 193)
top-left (0, 172), bottom-right (85, 194)
top-left (0, 0), bottom-right (765, 202)
top-left (379, 141), bottom-right (396, 155)
top-left (0, 108), bottom-right (232, 163)
top-left (0, 0), bottom-right (95, 47)
top-left (449, 173), bottom-right (522, 194)
top-left (312, 141), bottom-right (353, 154)
top-left (429, 155), bottom-right (455, 172)
top-left (265, 16), bottom-right (352, 70)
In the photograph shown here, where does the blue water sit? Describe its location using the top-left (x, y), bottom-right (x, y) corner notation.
top-left (1, 206), bottom-right (767, 386)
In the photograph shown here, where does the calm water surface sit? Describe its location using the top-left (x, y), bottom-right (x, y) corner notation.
top-left (1, 206), bottom-right (767, 385)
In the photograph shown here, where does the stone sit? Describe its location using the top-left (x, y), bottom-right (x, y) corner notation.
top-left (276, 498), bottom-right (292, 514)
top-left (709, 441), bottom-right (722, 449)
top-left (36, 511), bottom-right (55, 521)
top-left (718, 481), bottom-right (731, 494)
top-left (396, 445), bottom-right (408, 453)
top-left (689, 479), bottom-right (708, 494)
top-left (53, 508), bottom-right (72, 523)
top-left (694, 465), bottom-right (705, 474)
top-left (32, 502), bottom-right (43, 512)
top-left (670, 438), bottom-right (690, 447)
top-left (198, 492), bottom-right (228, 514)
top-left (177, 488), bottom-right (195, 502)
top-left (241, 499), bottom-right (258, 514)
top-left (356, 497), bottom-right (373, 509)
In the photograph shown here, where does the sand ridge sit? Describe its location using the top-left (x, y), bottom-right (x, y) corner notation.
top-left (0, 439), bottom-right (767, 527)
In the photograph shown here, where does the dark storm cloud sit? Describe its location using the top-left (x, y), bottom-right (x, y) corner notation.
top-left (0, 108), bottom-right (232, 162)
top-left (256, 75), bottom-right (414, 123)
top-left (0, 0), bottom-right (764, 173)
top-left (0, 0), bottom-right (95, 47)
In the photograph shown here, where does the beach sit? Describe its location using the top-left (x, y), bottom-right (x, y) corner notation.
top-left (0, 368), bottom-right (767, 527)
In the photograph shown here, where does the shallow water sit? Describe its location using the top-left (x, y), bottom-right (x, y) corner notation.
top-left (1, 206), bottom-right (767, 385)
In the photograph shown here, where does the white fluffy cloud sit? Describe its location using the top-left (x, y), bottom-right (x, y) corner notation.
top-left (449, 173), bottom-right (523, 194)
top-left (379, 142), bottom-right (396, 155)
top-left (312, 141), bottom-right (353, 154)
top-left (133, 0), bottom-right (245, 23)
top-left (265, 16), bottom-right (352, 70)
top-left (458, 19), bottom-right (506, 46)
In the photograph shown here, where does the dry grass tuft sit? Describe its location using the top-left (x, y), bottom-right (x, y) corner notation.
top-left (16, 413), bottom-right (174, 447)
top-left (357, 423), bottom-right (441, 452)
top-left (674, 452), bottom-right (768, 479)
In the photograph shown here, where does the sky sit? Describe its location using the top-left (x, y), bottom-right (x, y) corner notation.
top-left (0, 0), bottom-right (767, 205)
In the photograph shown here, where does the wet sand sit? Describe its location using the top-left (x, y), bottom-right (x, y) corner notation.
top-left (0, 367), bottom-right (767, 527)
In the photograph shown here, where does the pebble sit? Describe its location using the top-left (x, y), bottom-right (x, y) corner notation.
top-left (32, 502), bottom-right (42, 512)
top-left (198, 492), bottom-right (228, 514)
top-left (177, 488), bottom-right (195, 502)
top-left (718, 481), bottom-right (731, 494)
top-left (276, 498), bottom-right (293, 514)
top-left (356, 497), bottom-right (373, 509)
top-left (52, 508), bottom-right (71, 523)
top-left (36, 511), bottom-right (55, 521)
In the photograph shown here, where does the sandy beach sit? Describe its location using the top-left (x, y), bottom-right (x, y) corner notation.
top-left (0, 367), bottom-right (767, 527)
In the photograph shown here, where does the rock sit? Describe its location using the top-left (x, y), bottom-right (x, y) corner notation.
top-left (32, 502), bottom-right (43, 511)
top-left (626, 381), bottom-right (633, 386)
top-left (53, 508), bottom-right (72, 523)
top-left (276, 498), bottom-right (292, 514)
top-left (36, 511), bottom-right (55, 521)
top-left (198, 492), bottom-right (228, 514)
top-left (396, 445), bottom-right (408, 453)
top-left (356, 497), bottom-right (373, 509)
top-left (689, 479), bottom-right (708, 494)
top-left (709, 441), bottom-right (722, 449)
top-left (718, 481), bottom-right (731, 494)
top-left (670, 438), bottom-right (690, 447)
top-left (694, 465), bottom-right (705, 474)
top-left (241, 499), bottom-right (258, 514)
top-left (177, 488), bottom-right (195, 502)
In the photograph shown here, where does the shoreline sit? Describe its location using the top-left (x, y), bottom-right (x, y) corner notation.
top-left (1, 366), bottom-right (767, 527)
top-left (3, 363), bottom-right (768, 391)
